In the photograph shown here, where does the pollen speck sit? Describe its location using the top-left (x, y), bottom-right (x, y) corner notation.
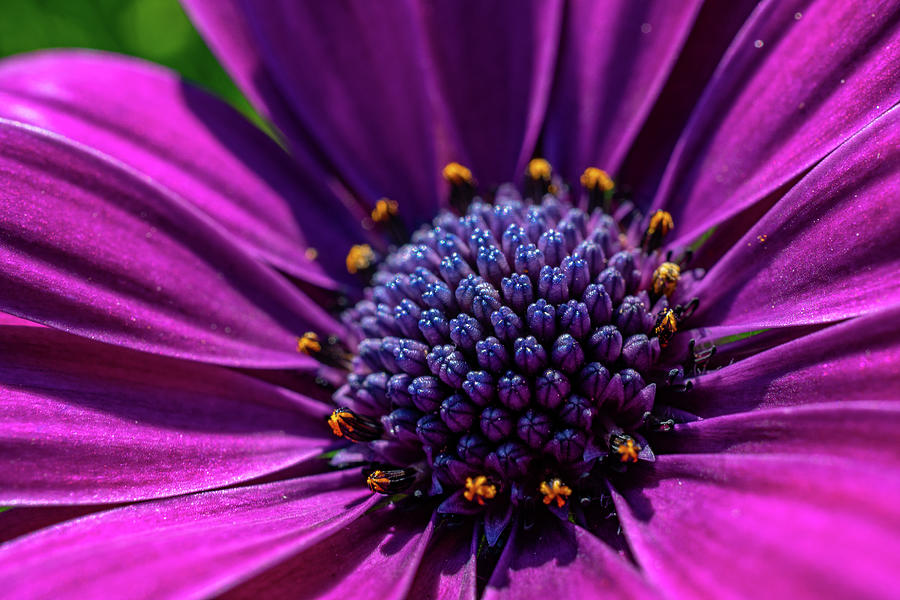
top-left (539, 479), bottom-right (573, 508)
top-left (617, 437), bottom-right (641, 463)
top-left (367, 470), bottom-right (390, 493)
top-left (464, 475), bottom-right (497, 505)
top-left (346, 244), bottom-right (375, 274)
top-left (304, 247), bottom-right (318, 261)
top-left (527, 158), bottom-right (552, 181)
top-left (580, 167), bottom-right (614, 192)
top-left (442, 162), bottom-right (474, 186)
top-left (328, 408), bottom-right (351, 437)
top-left (643, 210), bottom-right (674, 251)
top-left (652, 262), bottom-right (681, 297)
top-left (371, 198), bottom-right (399, 223)
top-left (297, 331), bottom-right (321, 354)
top-left (654, 308), bottom-right (678, 347)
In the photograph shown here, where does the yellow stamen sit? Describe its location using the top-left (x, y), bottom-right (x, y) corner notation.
top-left (463, 475), bottom-right (497, 505)
top-left (367, 470), bottom-right (391, 494)
top-left (346, 244), bottom-right (375, 274)
top-left (304, 247), bottom-right (318, 261)
top-left (527, 158), bottom-right (552, 181)
top-left (580, 167), bottom-right (614, 192)
top-left (647, 210), bottom-right (674, 239)
top-left (327, 409), bottom-right (354, 438)
top-left (654, 308), bottom-right (678, 347)
top-left (442, 162), bottom-right (474, 186)
top-left (539, 479), bottom-right (573, 508)
top-left (297, 331), bottom-right (321, 355)
top-left (652, 262), bottom-right (681, 297)
top-left (371, 198), bottom-right (399, 223)
top-left (617, 438), bottom-right (641, 463)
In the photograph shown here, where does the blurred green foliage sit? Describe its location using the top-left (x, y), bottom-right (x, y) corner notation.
top-left (0, 0), bottom-right (253, 117)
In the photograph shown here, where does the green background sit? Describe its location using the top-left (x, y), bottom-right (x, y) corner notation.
top-left (0, 0), bottom-right (251, 115)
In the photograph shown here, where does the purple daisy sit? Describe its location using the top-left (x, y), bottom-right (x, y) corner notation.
top-left (1, 0), bottom-right (899, 598)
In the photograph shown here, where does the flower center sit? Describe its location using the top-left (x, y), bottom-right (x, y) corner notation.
top-left (307, 161), bottom-right (701, 524)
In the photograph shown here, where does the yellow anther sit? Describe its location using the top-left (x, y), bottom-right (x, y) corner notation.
top-left (367, 470), bottom-right (390, 494)
top-left (304, 247), bottom-right (318, 261)
top-left (346, 244), bottom-right (375, 274)
top-left (580, 167), bottom-right (614, 192)
top-left (654, 308), bottom-right (678, 347)
top-left (371, 198), bottom-right (399, 223)
top-left (442, 162), bottom-right (474, 186)
top-left (539, 479), bottom-right (573, 508)
top-left (647, 210), bottom-right (674, 238)
top-left (527, 158), bottom-right (552, 181)
top-left (617, 437), bottom-right (641, 463)
top-left (327, 409), bottom-right (353, 438)
top-left (327, 407), bottom-right (382, 442)
top-left (463, 475), bottom-right (497, 505)
top-left (297, 331), bottom-right (321, 355)
top-left (652, 262), bottom-right (681, 297)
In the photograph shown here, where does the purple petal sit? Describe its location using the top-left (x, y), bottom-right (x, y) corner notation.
top-left (653, 0), bottom-right (900, 241)
top-left (484, 517), bottom-right (659, 599)
top-left (184, 0), bottom-right (442, 222)
top-left (543, 0), bottom-right (702, 181)
top-left (612, 451), bottom-right (900, 599)
top-left (0, 50), bottom-right (372, 290)
top-left (0, 118), bottom-right (339, 367)
top-left (220, 507), bottom-right (435, 599)
top-left (617, 0), bottom-right (759, 207)
top-left (689, 104), bottom-right (900, 329)
top-left (417, 0), bottom-right (563, 186)
top-left (0, 471), bottom-right (377, 599)
top-left (680, 306), bottom-right (900, 418)
top-left (184, 1), bottom-right (563, 213)
top-left (0, 324), bottom-right (332, 504)
top-left (408, 521), bottom-right (477, 600)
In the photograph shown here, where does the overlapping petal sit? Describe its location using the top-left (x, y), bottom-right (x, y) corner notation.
top-left (183, 0), bottom-right (563, 219)
top-left (677, 307), bottom-right (900, 418)
top-left (485, 517), bottom-right (659, 600)
top-left (408, 521), bottom-right (478, 600)
top-left (0, 471), bottom-right (376, 600)
top-left (653, 0), bottom-right (900, 241)
top-left (0, 325), bottom-right (332, 505)
top-left (612, 406), bottom-right (900, 600)
top-left (0, 118), bottom-right (339, 367)
top-left (689, 104), bottom-right (900, 329)
top-left (220, 506), bottom-right (434, 599)
top-left (415, 0), bottom-right (563, 187)
top-left (543, 0), bottom-right (702, 181)
top-left (0, 50), bottom-right (370, 290)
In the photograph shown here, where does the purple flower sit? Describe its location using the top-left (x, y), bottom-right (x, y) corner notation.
top-left (0, 1), bottom-right (899, 598)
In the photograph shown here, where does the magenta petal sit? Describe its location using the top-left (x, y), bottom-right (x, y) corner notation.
top-left (653, 0), bottom-right (900, 241)
top-left (485, 517), bottom-right (659, 599)
top-left (681, 306), bottom-right (900, 418)
top-left (0, 471), bottom-right (376, 599)
top-left (221, 507), bottom-right (434, 599)
top-left (543, 0), bottom-right (702, 181)
top-left (0, 118), bottom-right (339, 367)
top-left (690, 104), bottom-right (900, 329)
top-left (408, 521), bottom-right (477, 600)
top-left (0, 325), bottom-right (332, 504)
top-left (0, 50), bottom-right (370, 290)
top-left (418, 0), bottom-right (563, 187)
top-left (653, 402), bottom-right (900, 461)
top-left (612, 452), bottom-right (900, 600)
